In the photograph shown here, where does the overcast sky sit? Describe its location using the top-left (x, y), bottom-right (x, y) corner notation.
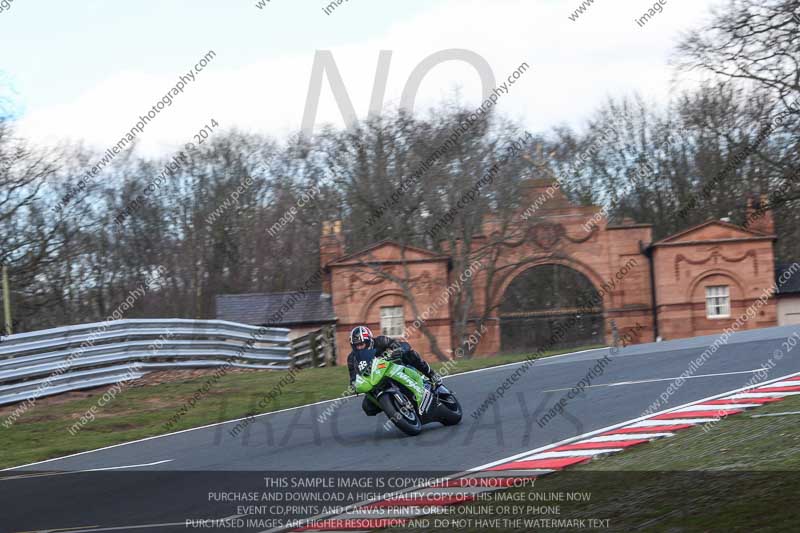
top-left (1, 0), bottom-right (723, 156)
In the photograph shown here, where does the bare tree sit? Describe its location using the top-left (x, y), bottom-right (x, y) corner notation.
top-left (674, 0), bottom-right (800, 111)
top-left (674, 0), bottom-right (800, 248)
top-left (0, 120), bottom-right (61, 331)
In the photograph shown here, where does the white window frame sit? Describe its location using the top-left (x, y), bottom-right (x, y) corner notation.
top-left (380, 306), bottom-right (405, 337)
top-left (705, 285), bottom-right (730, 319)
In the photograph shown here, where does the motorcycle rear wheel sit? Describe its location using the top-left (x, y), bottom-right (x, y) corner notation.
top-left (436, 391), bottom-right (462, 426)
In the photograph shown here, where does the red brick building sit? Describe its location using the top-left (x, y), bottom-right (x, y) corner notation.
top-left (320, 179), bottom-right (779, 364)
top-left (217, 178), bottom-right (783, 365)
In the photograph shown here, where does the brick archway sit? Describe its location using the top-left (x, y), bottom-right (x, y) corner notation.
top-left (356, 289), bottom-right (406, 335)
top-left (359, 289), bottom-right (406, 322)
top-left (496, 256), bottom-right (608, 304)
top-left (686, 268), bottom-right (745, 301)
top-left (498, 261), bottom-right (605, 352)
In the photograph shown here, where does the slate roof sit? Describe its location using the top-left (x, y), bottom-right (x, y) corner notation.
top-left (215, 291), bottom-right (336, 326)
top-left (775, 263), bottom-right (800, 295)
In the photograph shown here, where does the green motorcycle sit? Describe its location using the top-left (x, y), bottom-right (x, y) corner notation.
top-left (353, 348), bottom-right (462, 436)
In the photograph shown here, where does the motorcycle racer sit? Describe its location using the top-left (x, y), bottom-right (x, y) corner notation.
top-left (346, 325), bottom-right (442, 416)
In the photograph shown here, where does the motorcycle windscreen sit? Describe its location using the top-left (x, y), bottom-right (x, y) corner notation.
top-left (352, 347), bottom-right (377, 376)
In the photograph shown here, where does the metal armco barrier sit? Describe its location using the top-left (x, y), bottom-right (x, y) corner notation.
top-left (0, 319), bottom-right (294, 406)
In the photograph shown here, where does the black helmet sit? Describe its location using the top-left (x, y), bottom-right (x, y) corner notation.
top-left (350, 325), bottom-right (374, 350)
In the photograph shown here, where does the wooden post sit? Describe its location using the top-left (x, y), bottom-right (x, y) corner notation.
top-left (324, 325), bottom-right (335, 366)
top-left (289, 337), bottom-right (299, 370)
top-left (2, 264), bottom-right (11, 336)
top-left (610, 319), bottom-right (620, 350)
top-left (309, 330), bottom-right (320, 367)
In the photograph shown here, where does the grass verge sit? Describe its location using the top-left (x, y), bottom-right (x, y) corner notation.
top-left (0, 345), bottom-right (600, 469)
top-left (387, 392), bottom-right (800, 532)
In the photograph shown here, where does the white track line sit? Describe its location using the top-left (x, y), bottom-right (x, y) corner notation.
top-left (750, 411), bottom-right (800, 418)
top-left (437, 347), bottom-right (603, 379)
top-left (730, 392), bottom-right (800, 399)
top-left (467, 369), bottom-right (800, 473)
top-left (270, 369), bottom-right (800, 533)
top-left (583, 433), bottom-right (674, 442)
top-left (766, 380), bottom-right (800, 387)
top-left (77, 459), bottom-right (173, 472)
top-left (0, 459), bottom-right (173, 482)
top-left (522, 449), bottom-right (624, 459)
top-left (3, 347), bottom-right (601, 472)
top-left (543, 369), bottom-right (764, 392)
top-left (671, 404), bottom-right (760, 412)
top-left (288, 369), bottom-right (800, 532)
top-left (467, 468), bottom-right (554, 478)
top-left (627, 418), bottom-right (720, 426)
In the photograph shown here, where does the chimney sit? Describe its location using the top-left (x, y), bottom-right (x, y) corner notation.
top-left (320, 220), bottom-right (343, 293)
top-left (745, 194), bottom-right (774, 235)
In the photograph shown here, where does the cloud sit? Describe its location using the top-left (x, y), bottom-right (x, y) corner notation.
top-left (15, 0), bottom-right (721, 156)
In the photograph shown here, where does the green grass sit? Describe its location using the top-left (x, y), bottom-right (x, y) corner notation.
top-left (387, 393), bottom-right (800, 532)
top-left (0, 345), bottom-right (598, 469)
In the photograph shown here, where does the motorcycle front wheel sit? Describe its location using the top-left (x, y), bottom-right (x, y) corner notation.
top-left (379, 392), bottom-right (423, 436)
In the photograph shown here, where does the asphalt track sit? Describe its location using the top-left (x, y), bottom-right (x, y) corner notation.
top-left (2, 324), bottom-right (800, 532)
